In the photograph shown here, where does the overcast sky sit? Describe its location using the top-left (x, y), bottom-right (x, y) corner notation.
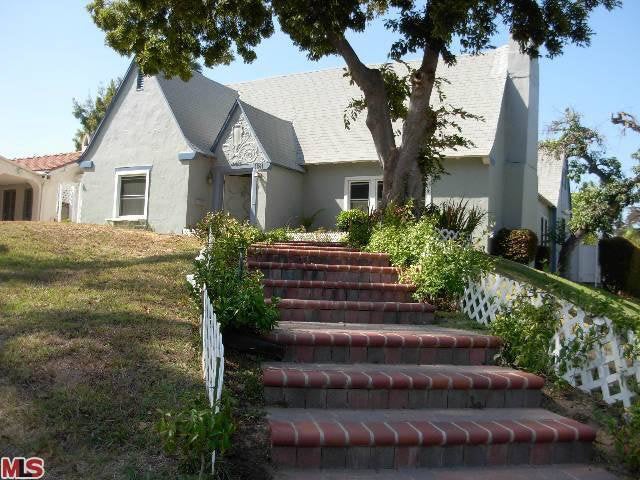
top-left (0, 1), bottom-right (638, 176)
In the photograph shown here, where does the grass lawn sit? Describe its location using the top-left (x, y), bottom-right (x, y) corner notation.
top-left (0, 222), bottom-right (205, 478)
top-left (494, 257), bottom-right (640, 331)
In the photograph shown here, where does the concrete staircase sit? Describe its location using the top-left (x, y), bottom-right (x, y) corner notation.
top-left (248, 242), bottom-right (615, 479)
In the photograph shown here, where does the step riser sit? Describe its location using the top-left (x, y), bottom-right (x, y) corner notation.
top-left (278, 308), bottom-right (434, 325)
top-left (265, 387), bottom-right (542, 409)
top-left (250, 252), bottom-right (389, 267)
top-left (265, 285), bottom-right (413, 302)
top-left (271, 442), bottom-right (592, 469)
top-left (280, 345), bottom-right (499, 365)
top-left (258, 268), bottom-right (399, 283)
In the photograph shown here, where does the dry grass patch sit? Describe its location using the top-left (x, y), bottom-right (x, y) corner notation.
top-left (0, 222), bottom-right (203, 479)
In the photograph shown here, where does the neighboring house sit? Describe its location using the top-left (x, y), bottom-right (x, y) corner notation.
top-left (0, 152), bottom-right (82, 222)
top-left (537, 150), bottom-right (571, 271)
top-left (69, 40), bottom-right (539, 240)
top-left (536, 149), bottom-right (599, 283)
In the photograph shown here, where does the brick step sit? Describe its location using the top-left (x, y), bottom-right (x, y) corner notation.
top-left (267, 322), bottom-right (500, 365)
top-left (262, 363), bottom-right (543, 409)
top-left (249, 246), bottom-right (390, 267)
top-left (263, 279), bottom-right (415, 302)
top-left (268, 408), bottom-right (596, 469)
top-left (254, 242), bottom-right (356, 252)
top-left (268, 299), bottom-right (435, 325)
top-left (275, 465), bottom-right (619, 479)
top-left (249, 260), bottom-right (399, 283)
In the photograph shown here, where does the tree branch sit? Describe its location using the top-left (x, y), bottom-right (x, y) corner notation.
top-left (612, 112), bottom-right (640, 134)
top-left (328, 34), bottom-right (397, 170)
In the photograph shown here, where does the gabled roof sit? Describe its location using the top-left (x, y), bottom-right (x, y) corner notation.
top-left (537, 150), bottom-right (566, 208)
top-left (229, 46), bottom-right (510, 164)
top-left (12, 151), bottom-right (81, 173)
top-left (239, 101), bottom-right (303, 171)
top-left (157, 71), bottom-right (238, 155)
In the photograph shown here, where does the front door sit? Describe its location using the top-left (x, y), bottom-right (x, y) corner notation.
top-left (223, 175), bottom-right (251, 222)
top-left (2, 190), bottom-right (16, 220)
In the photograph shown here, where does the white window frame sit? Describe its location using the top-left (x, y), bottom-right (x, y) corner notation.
top-left (112, 166), bottom-right (151, 220)
top-left (343, 176), bottom-right (383, 212)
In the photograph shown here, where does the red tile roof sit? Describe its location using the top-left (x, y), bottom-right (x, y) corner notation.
top-left (12, 151), bottom-right (81, 172)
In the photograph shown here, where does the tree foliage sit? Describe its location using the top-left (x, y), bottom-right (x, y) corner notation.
top-left (72, 78), bottom-right (122, 150)
top-left (88, 0), bottom-right (619, 203)
top-left (540, 108), bottom-right (640, 274)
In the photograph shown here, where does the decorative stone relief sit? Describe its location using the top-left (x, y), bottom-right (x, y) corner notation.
top-left (221, 116), bottom-right (264, 167)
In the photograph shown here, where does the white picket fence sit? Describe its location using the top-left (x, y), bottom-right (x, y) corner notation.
top-left (202, 285), bottom-right (225, 410)
top-left (199, 285), bottom-right (225, 471)
top-left (461, 273), bottom-right (640, 407)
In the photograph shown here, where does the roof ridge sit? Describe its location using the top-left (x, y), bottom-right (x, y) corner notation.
top-left (227, 45), bottom-right (510, 87)
top-left (13, 151), bottom-right (80, 161)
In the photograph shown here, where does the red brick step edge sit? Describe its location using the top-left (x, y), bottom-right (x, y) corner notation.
top-left (270, 417), bottom-right (596, 447)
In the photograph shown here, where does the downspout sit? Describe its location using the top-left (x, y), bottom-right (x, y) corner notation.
top-left (37, 174), bottom-right (48, 221)
top-left (249, 165), bottom-right (258, 226)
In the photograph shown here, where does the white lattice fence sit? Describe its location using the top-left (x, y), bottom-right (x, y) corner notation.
top-left (288, 231), bottom-right (346, 243)
top-left (462, 273), bottom-right (640, 407)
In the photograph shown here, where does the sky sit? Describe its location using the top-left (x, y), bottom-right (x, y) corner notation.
top-left (0, 1), bottom-right (638, 176)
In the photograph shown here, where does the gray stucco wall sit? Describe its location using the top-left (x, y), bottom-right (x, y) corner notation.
top-left (500, 44), bottom-right (540, 232)
top-left (430, 157), bottom-right (490, 246)
top-left (302, 162), bottom-right (382, 228)
top-left (79, 69), bottom-right (192, 234)
top-left (187, 154), bottom-right (214, 228)
top-left (263, 165), bottom-right (304, 229)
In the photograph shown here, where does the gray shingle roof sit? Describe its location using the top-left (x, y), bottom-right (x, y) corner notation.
top-left (239, 101), bottom-right (303, 171)
top-left (537, 149), bottom-right (566, 207)
top-left (229, 46), bottom-right (510, 164)
top-left (157, 71), bottom-right (238, 155)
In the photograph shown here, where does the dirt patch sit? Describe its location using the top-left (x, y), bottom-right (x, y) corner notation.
top-left (219, 350), bottom-right (273, 480)
top-left (542, 383), bottom-right (632, 479)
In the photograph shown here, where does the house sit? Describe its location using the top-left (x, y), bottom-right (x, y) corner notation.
top-left (536, 149), bottom-right (600, 282)
top-left (67, 40), bottom-right (538, 241)
top-left (537, 149), bottom-right (571, 271)
top-left (0, 152), bottom-right (82, 222)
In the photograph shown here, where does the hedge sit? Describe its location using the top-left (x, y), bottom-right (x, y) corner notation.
top-left (600, 236), bottom-right (640, 298)
top-left (491, 228), bottom-right (538, 264)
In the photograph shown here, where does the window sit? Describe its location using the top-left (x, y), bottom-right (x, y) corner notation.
top-left (540, 216), bottom-right (549, 246)
top-left (349, 181), bottom-right (370, 211)
top-left (23, 188), bottom-right (33, 220)
top-left (344, 177), bottom-right (382, 212)
top-left (119, 176), bottom-right (146, 216)
top-left (232, 124), bottom-right (243, 148)
top-left (113, 167), bottom-right (151, 219)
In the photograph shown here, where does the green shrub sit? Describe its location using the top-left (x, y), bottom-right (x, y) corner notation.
top-left (366, 217), bottom-right (493, 302)
top-left (490, 294), bottom-right (560, 376)
top-left (336, 209), bottom-right (371, 248)
top-left (426, 199), bottom-right (486, 238)
top-left (535, 245), bottom-right (550, 270)
top-left (600, 236), bottom-right (640, 297)
top-left (157, 394), bottom-right (235, 477)
top-left (610, 402), bottom-right (640, 473)
top-left (191, 212), bottom-right (280, 333)
top-left (492, 228), bottom-right (538, 264)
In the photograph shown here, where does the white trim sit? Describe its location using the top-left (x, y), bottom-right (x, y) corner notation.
top-left (112, 166), bottom-right (152, 220)
top-left (343, 176), bottom-right (383, 212)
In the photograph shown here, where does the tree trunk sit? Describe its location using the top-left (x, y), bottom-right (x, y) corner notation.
top-left (329, 34), bottom-right (440, 207)
top-left (558, 229), bottom-right (586, 277)
top-left (389, 48), bottom-right (440, 205)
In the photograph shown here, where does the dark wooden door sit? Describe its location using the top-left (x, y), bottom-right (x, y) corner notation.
top-left (2, 190), bottom-right (16, 220)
